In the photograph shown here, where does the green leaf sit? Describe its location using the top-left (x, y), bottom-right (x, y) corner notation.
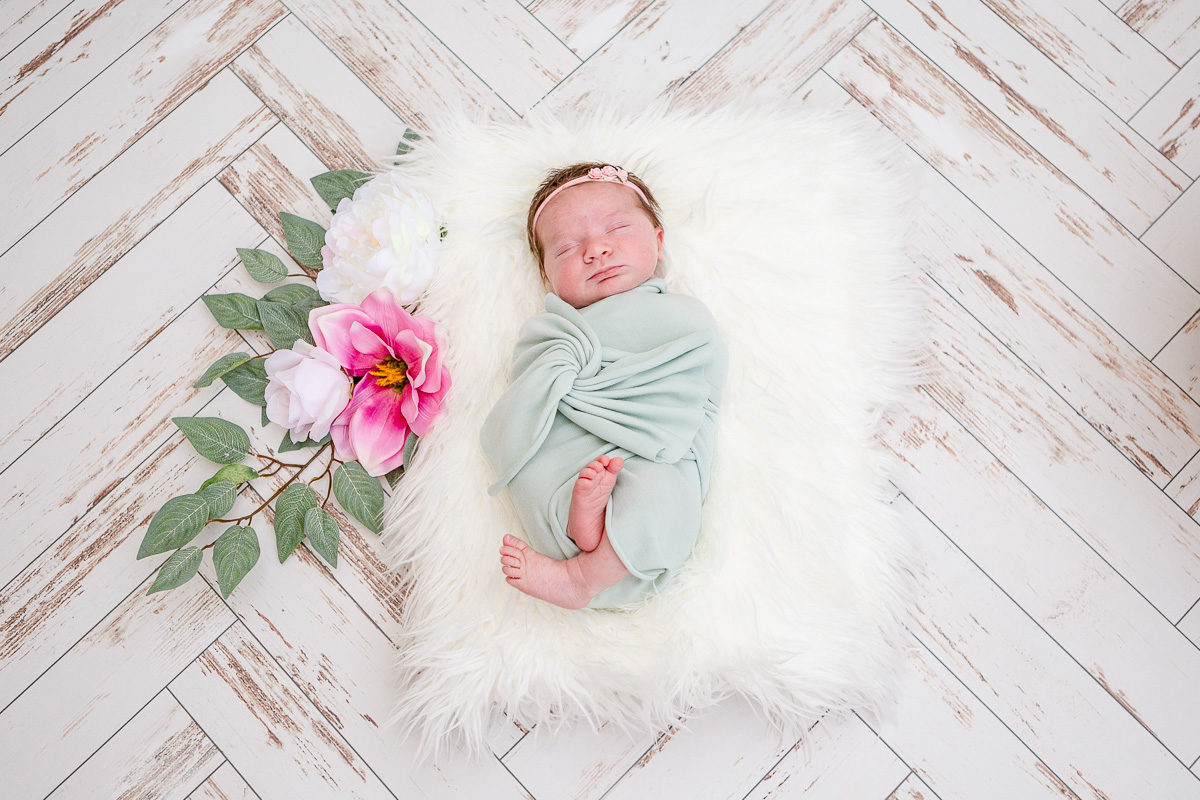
top-left (138, 494), bottom-right (210, 558)
top-left (194, 352), bottom-right (255, 388)
top-left (292, 293), bottom-right (329, 314)
top-left (312, 169), bottom-right (370, 212)
top-left (384, 464), bottom-right (404, 489)
top-left (257, 300), bottom-right (315, 350)
top-left (200, 464), bottom-right (259, 491)
top-left (279, 212), bottom-right (326, 271)
top-left (395, 127), bottom-right (421, 157)
top-left (263, 283), bottom-right (318, 305)
top-left (197, 480), bottom-right (237, 520)
top-left (303, 507), bottom-right (340, 568)
top-left (201, 293), bottom-right (263, 330)
top-left (222, 360), bottom-right (269, 406)
top-left (274, 482), bottom-right (319, 562)
top-left (146, 547), bottom-right (203, 595)
top-left (237, 247), bottom-right (288, 283)
top-left (333, 461), bottom-right (383, 533)
top-left (261, 404), bottom-right (271, 428)
top-left (278, 431), bottom-right (331, 453)
top-left (173, 416), bottom-right (251, 464)
top-left (212, 525), bottom-right (260, 599)
top-left (402, 433), bottom-right (419, 468)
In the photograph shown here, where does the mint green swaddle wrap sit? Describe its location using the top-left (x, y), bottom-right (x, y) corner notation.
top-left (480, 278), bottom-right (727, 608)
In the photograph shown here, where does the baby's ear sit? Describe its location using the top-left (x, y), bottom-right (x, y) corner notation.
top-left (655, 227), bottom-right (664, 259)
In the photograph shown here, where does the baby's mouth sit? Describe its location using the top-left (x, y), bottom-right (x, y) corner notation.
top-left (591, 265), bottom-right (622, 280)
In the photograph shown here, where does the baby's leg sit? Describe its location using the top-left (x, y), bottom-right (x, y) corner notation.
top-left (499, 530), bottom-right (629, 609)
top-left (567, 454), bottom-right (623, 552)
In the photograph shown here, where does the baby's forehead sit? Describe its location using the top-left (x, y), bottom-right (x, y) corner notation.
top-left (541, 183), bottom-right (646, 229)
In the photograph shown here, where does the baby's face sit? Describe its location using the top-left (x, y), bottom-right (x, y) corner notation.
top-left (535, 181), bottom-right (663, 309)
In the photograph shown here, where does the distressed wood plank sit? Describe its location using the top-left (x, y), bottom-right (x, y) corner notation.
top-left (537, 0), bottom-right (774, 113)
top-left (881, 388), bottom-right (1200, 761)
top-left (670, 0), bottom-right (875, 107)
top-left (1142, 175), bottom-right (1200, 290)
top-left (0, 563), bottom-right (235, 800)
top-left (742, 715), bottom-right (909, 800)
top-left (887, 772), bottom-right (936, 800)
top-left (46, 690), bottom-right (223, 800)
top-left (826, 19), bottom-right (1199, 356)
top-left (0, 68), bottom-right (276, 362)
top-left (0, 0), bottom-right (284, 254)
top-left (1121, 0), bottom-right (1200, 66)
top-left (603, 695), bottom-right (798, 800)
top-left (182, 492), bottom-right (531, 799)
top-left (281, 0), bottom-right (514, 129)
top-left (0, 182), bottom-right (261, 473)
top-left (877, 638), bottom-right (1083, 799)
top-left (1167, 448), bottom-right (1200, 520)
top-left (0, 387), bottom-right (251, 711)
top-left (1181, 602), bottom-right (1200, 647)
top-left (1131, 52), bottom-right (1200, 177)
top-left (170, 623), bottom-right (397, 800)
top-left (0, 0), bottom-right (74, 56)
top-left (0, 0), bottom-right (191, 153)
top-left (1156, 310), bottom-right (1200, 404)
top-left (502, 720), bottom-right (664, 800)
top-left (188, 762), bottom-right (255, 800)
top-left (976, 0), bottom-right (1176, 118)
top-left (867, 0), bottom-right (1188, 234)
top-left (898, 497), bottom-right (1200, 797)
top-left (528, 0), bottom-right (655, 60)
top-left (397, 0), bottom-right (578, 115)
top-left (229, 14), bottom-right (409, 171)
top-left (915, 270), bottom-right (1200, 619)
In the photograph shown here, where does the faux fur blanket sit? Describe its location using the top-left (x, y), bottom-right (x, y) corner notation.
top-left (374, 100), bottom-right (924, 757)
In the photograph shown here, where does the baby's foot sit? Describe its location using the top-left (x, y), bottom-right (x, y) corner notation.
top-left (499, 534), bottom-right (591, 609)
top-left (568, 455), bottom-right (623, 552)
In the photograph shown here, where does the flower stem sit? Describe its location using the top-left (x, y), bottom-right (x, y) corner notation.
top-left (213, 442), bottom-right (333, 527)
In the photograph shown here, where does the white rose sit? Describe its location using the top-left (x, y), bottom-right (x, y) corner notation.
top-left (263, 341), bottom-right (352, 442)
top-left (317, 171), bottom-right (440, 305)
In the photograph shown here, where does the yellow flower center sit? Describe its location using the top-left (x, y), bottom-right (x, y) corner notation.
top-left (369, 358), bottom-right (408, 391)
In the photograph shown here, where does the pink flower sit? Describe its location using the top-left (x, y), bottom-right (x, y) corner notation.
top-left (308, 289), bottom-right (450, 476)
top-left (263, 341), bottom-right (352, 442)
top-left (600, 165), bottom-right (617, 178)
top-left (587, 167), bottom-right (603, 179)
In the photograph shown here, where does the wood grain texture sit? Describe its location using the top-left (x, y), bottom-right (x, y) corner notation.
top-left (188, 762), bottom-right (257, 800)
top-left (230, 14), bottom-right (408, 171)
top-left (170, 623), bottom-right (399, 800)
top-left (45, 690), bottom-right (223, 800)
top-left (0, 69), bottom-right (275, 363)
top-left (670, 0), bottom-right (875, 107)
top-left (898, 500), bottom-right (1200, 798)
top-left (502, 720), bottom-right (665, 800)
top-left (0, 0), bottom-right (191, 153)
top-left (528, 0), bottom-right (655, 60)
top-left (876, 638), bottom-right (1083, 800)
top-left (826, 19), bottom-right (1200, 356)
top-left (536, 0), bottom-right (774, 113)
top-left (887, 772), bottom-right (936, 800)
top-left (0, 0), bottom-right (75, 57)
top-left (742, 715), bottom-right (909, 800)
top-left (1143, 175), bottom-right (1200, 290)
top-left (0, 565), bottom-right (235, 800)
top-left (1181, 602), bottom-right (1200, 647)
top-left (397, 0), bottom-right (579, 115)
top-left (882, 388), bottom-right (1200, 762)
top-left (1155, 310), bottom-right (1200, 403)
top-left (0, 0), bottom-right (284, 254)
top-left (917, 271), bottom-right (1200, 620)
top-left (1167, 449), bottom-right (1200, 520)
top-left (977, 0), bottom-right (1176, 118)
top-left (868, 0), bottom-right (1188, 235)
top-left (1132, 51), bottom-right (1200, 177)
top-left (280, 0), bottom-right (514, 128)
top-left (1121, 0), bottom-right (1200, 66)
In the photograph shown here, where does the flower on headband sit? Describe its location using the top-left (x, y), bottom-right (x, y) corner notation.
top-left (587, 167), bottom-right (603, 179)
top-left (601, 165), bottom-right (617, 178)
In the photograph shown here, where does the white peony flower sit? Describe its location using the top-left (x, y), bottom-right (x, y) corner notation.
top-left (263, 341), bottom-right (353, 442)
top-left (317, 171), bottom-right (440, 305)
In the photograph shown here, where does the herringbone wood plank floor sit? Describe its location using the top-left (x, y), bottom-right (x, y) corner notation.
top-left (2, 0), bottom-right (1200, 798)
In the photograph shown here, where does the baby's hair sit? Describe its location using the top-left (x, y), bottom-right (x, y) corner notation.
top-left (527, 162), bottom-right (663, 274)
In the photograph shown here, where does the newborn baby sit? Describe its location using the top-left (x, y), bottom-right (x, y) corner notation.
top-left (480, 163), bottom-right (727, 609)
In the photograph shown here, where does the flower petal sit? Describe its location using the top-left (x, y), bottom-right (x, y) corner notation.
top-left (343, 377), bottom-right (410, 475)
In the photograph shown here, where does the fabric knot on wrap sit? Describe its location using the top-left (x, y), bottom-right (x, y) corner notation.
top-left (481, 280), bottom-right (719, 496)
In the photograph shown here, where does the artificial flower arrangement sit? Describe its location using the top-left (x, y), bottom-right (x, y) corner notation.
top-left (137, 131), bottom-right (448, 599)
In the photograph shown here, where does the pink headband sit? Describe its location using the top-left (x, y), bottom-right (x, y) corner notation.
top-left (531, 165), bottom-right (651, 233)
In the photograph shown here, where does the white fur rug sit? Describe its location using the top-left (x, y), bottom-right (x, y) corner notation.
top-left (373, 100), bottom-right (925, 758)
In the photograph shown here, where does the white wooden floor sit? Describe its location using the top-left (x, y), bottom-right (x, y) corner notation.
top-left (2, 0), bottom-right (1200, 797)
